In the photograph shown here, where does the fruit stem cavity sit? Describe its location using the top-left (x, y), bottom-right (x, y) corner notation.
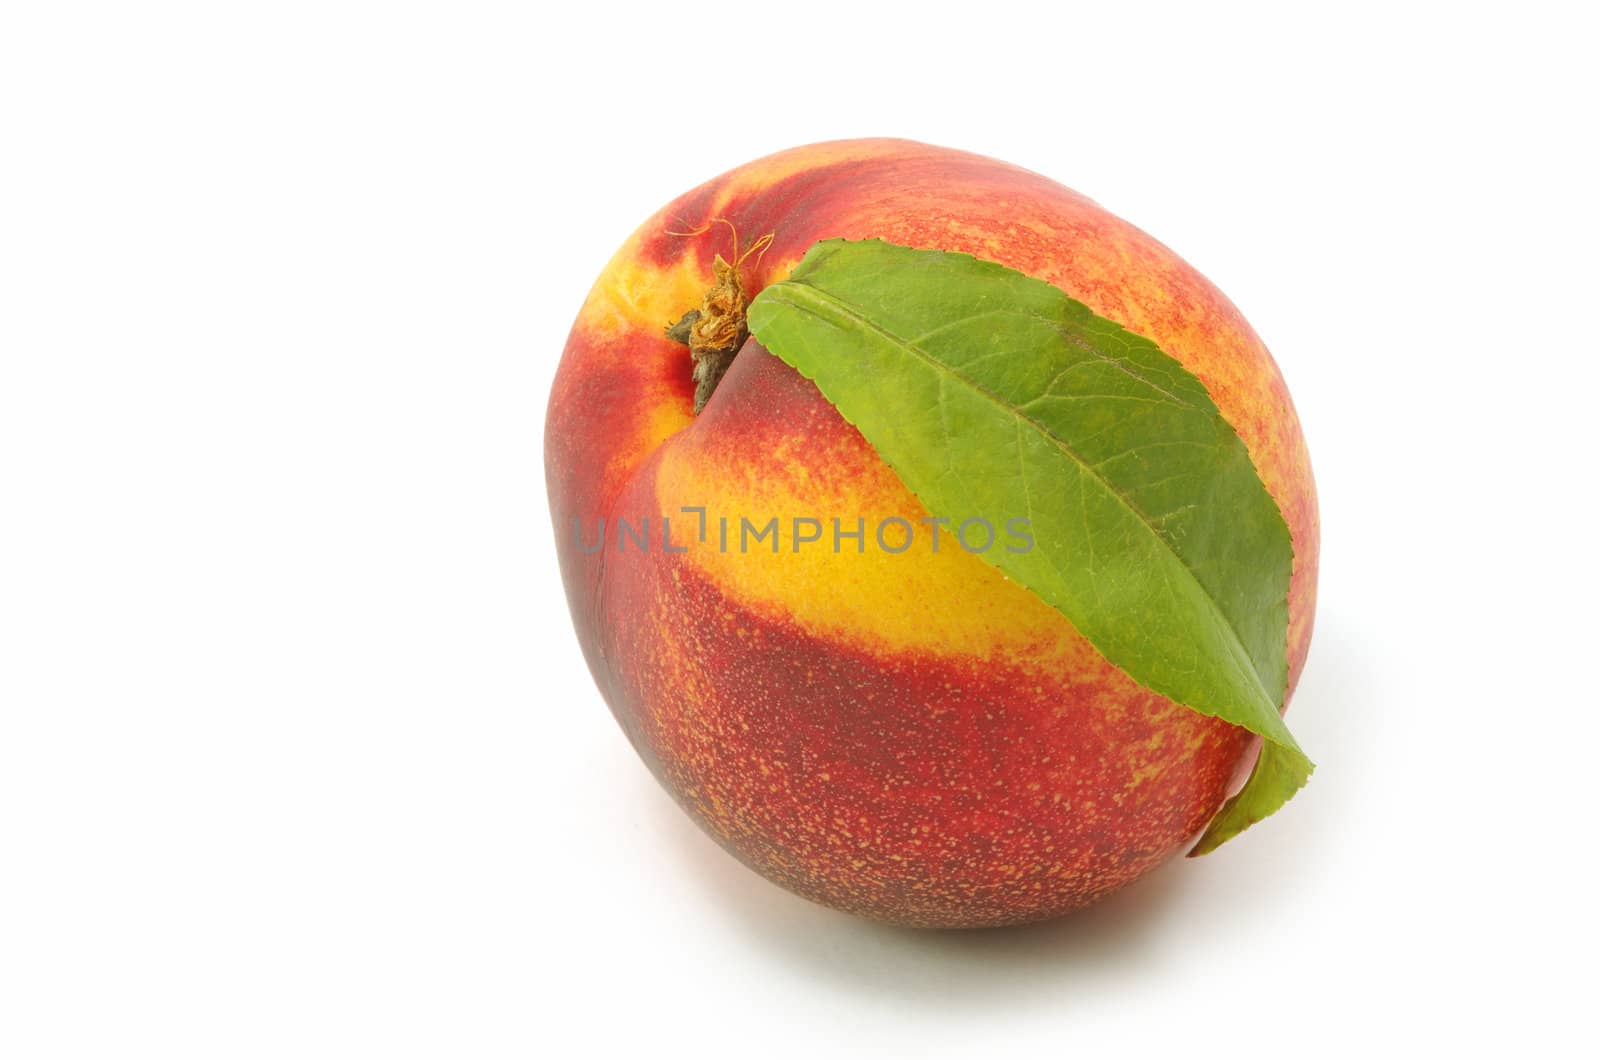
top-left (663, 219), bottom-right (773, 414)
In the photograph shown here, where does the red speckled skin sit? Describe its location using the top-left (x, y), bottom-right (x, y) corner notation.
top-left (547, 139), bottom-right (1318, 927)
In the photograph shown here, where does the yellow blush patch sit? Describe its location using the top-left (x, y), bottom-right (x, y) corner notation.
top-left (647, 423), bottom-right (1093, 669)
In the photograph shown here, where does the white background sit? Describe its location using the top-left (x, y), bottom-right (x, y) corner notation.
top-left (3, 2), bottom-right (1597, 1056)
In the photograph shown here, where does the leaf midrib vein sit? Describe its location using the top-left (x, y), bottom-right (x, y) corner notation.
top-left (761, 279), bottom-right (1279, 714)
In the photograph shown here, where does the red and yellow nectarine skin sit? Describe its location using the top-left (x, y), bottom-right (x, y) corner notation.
top-left (546, 139), bottom-right (1318, 927)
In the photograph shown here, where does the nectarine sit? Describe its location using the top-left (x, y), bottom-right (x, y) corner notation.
top-left (546, 139), bottom-right (1318, 927)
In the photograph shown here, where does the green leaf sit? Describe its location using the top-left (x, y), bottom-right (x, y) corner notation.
top-left (746, 238), bottom-right (1310, 853)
